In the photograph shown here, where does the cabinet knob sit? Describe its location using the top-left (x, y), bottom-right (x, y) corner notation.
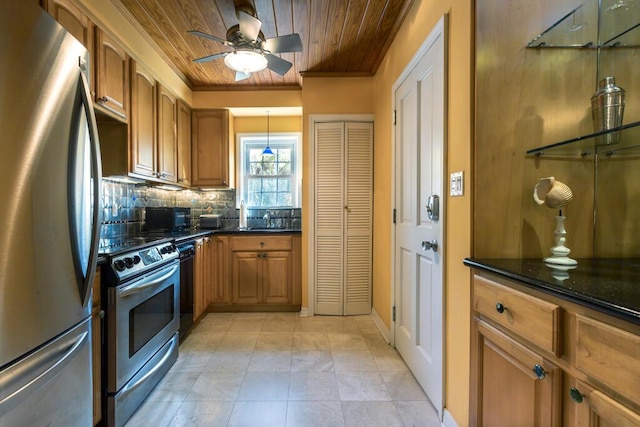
top-left (495, 303), bottom-right (506, 314)
top-left (97, 96), bottom-right (108, 104)
top-left (569, 387), bottom-right (584, 403)
top-left (263, 253), bottom-right (268, 258)
top-left (532, 364), bottom-right (546, 380)
top-left (99, 310), bottom-right (105, 319)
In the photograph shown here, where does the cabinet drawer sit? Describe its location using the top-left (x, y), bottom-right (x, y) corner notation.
top-left (230, 235), bottom-right (293, 252)
top-left (473, 274), bottom-right (562, 355)
top-left (576, 315), bottom-right (640, 406)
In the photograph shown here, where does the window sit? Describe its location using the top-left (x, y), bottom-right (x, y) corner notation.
top-left (237, 133), bottom-right (301, 208)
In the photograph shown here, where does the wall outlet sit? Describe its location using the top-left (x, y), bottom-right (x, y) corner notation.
top-left (450, 171), bottom-right (464, 196)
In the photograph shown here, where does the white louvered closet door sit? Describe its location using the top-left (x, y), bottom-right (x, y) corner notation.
top-left (314, 121), bottom-right (373, 315)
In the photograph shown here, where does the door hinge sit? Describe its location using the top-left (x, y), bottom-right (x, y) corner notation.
top-left (392, 306), bottom-right (396, 322)
top-left (392, 208), bottom-right (396, 224)
top-left (393, 110), bottom-right (397, 125)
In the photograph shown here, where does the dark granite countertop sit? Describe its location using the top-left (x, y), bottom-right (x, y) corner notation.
top-left (464, 258), bottom-right (640, 325)
top-left (212, 228), bottom-right (302, 235)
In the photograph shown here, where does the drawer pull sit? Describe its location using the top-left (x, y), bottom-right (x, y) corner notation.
top-left (495, 302), bottom-right (506, 314)
top-left (533, 364), bottom-right (546, 380)
top-left (569, 387), bottom-right (584, 403)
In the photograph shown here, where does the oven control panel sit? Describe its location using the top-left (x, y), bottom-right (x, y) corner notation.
top-left (110, 242), bottom-right (178, 281)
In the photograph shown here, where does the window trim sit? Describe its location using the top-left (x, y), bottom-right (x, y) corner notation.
top-left (236, 132), bottom-right (302, 208)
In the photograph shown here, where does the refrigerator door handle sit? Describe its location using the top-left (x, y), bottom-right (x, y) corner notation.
top-left (69, 64), bottom-right (102, 308)
top-left (0, 330), bottom-right (89, 413)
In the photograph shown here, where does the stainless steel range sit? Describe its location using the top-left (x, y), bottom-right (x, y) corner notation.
top-left (101, 238), bottom-right (180, 427)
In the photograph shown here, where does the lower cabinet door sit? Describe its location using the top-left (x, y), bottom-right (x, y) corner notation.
top-left (471, 319), bottom-right (561, 427)
top-left (565, 378), bottom-right (640, 427)
top-left (262, 251), bottom-right (293, 304)
top-left (231, 251), bottom-right (261, 304)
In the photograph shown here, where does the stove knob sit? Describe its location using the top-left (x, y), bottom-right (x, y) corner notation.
top-left (114, 260), bottom-right (126, 272)
top-left (160, 246), bottom-right (167, 254)
top-left (124, 257), bottom-right (134, 268)
top-left (170, 245), bottom-right (177, 253)
top-left (133, 255), bottom-right (141, 264)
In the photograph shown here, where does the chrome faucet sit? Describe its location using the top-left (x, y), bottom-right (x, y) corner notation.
top-left (263, 210), bottom-right (272, 228)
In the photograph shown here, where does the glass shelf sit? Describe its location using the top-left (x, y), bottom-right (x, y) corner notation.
top-left (526, 121), bottom-right (640, 157)
top-left (527, 1), bottom-right (640, 48)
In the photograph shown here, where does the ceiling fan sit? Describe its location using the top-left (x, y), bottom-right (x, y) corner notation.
top-left (188, 4), bottom-right (303, 81)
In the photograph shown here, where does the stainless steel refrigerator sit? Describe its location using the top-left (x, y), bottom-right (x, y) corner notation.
top-left (0, 1), bottom-right (102, 425)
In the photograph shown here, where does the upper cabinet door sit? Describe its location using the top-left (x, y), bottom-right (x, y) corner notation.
top-left (191, 109), bottom-right (229, 187)
top-left (95, 28), bottom-right (129, 120)
top-left (130, 60), bottom-right (156, 179)
top-left (45, 0), bottom-right (94, 93)
top-left (177, 100), bottom-right (192, 187)
top-left (157, 84), bottom-right (177, 183)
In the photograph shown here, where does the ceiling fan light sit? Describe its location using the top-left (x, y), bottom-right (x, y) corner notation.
top-left (224, 51), bottom-right (268, 74)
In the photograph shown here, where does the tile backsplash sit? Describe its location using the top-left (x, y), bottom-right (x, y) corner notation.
top-left (100, 179), bottom-right (301, 240)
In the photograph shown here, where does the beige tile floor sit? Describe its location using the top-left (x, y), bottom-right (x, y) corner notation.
top-left (125, 313), bottom-right (440, 427)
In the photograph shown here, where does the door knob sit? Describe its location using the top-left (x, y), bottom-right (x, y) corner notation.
top-left (421, 240), bottom-right (438, 252)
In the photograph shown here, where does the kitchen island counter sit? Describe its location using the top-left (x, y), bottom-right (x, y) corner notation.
top-left (464, 258), bottom-right (640, 325)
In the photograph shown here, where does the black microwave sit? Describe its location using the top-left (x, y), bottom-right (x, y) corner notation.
top-left (144, 207), bottom-right (191, 232)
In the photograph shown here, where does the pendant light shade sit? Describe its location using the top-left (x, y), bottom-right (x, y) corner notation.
top-left (262, 111), bottom-right (274, 156)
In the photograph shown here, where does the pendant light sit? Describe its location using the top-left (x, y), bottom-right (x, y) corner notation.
top-left (262, 111), bottom-right (274, 155)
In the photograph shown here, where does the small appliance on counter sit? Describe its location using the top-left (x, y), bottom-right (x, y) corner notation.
top-left (200, 214), bottom-right (222, 229)
top-left (144, 207), bottom-right (191, 232)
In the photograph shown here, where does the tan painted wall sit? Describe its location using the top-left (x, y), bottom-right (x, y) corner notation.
top-left (300, 76), bottom-right (375, 308)
top-left (192, 90), bottom-right (302, 109)
top-left (372, 0), bottom-right (473, 425)
top-left (234, 116), bottom-right (302, 134)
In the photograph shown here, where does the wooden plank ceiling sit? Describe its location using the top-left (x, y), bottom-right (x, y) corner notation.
top-left (112, 0), bottom-right (415, 90)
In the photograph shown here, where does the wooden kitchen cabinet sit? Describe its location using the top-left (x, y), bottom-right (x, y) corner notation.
top-left (210, 234), bottom-right (301, 312)
top-left (95, 28), bottom-right (129, 120)
top-left (564, 377), bottom-right (640, 427)
top-left (45, 0), bottom-right (95, 95)
top-left (209, 236), bottom-right (229, 304)
top-left (156, 84), bottom-right (178, 183)
top-left (176, 100), bottom-right (192, 187)
top-left (130, 60), bottom-right (156, 179)
top-left (231, 249), bottom-right (293, 305)
top-left (191, 109), bottom-right (229, 187)
top-left (472, 319), bottom-right (561, 426)
top-left (194, 237), bottom-right (213, 321)
top-left (470, 270), bottom-right (640, 426)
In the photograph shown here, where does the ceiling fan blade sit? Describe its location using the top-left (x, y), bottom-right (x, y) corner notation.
top-left (193, 52), bottom-right (229, 63)
top-left (235, 71), bottom-right (251, 81)
top-left (265, 54), bottom-right (293, 76)
top-left (187, 30), bottom-right (230, 46)
top-left (238, 10), bottom-right (261, 41)
top-left (263, 34), bottom-right (303, 53)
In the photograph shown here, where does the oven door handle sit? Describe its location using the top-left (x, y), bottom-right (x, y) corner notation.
top-left (118, 264), bottom-right (179, 298)
top-left (116, 335), bottom-right (177, 399)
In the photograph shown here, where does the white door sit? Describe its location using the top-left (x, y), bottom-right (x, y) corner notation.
top-left (393, 17), bottom-right (446, 419)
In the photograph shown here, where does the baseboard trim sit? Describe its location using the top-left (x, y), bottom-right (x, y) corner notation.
top-left (299, 307), bottom-right (309, 317)
top-left (442, 409), bottom-right (459, 427)
top-left (370, 307), bottom-right (391, 343)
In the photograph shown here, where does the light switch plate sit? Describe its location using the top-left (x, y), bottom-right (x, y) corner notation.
top-left (450, 171), bottom-right (464, 196)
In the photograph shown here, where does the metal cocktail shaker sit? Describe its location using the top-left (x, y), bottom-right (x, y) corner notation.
top-left (591, 76), bottom-right (625, 145)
